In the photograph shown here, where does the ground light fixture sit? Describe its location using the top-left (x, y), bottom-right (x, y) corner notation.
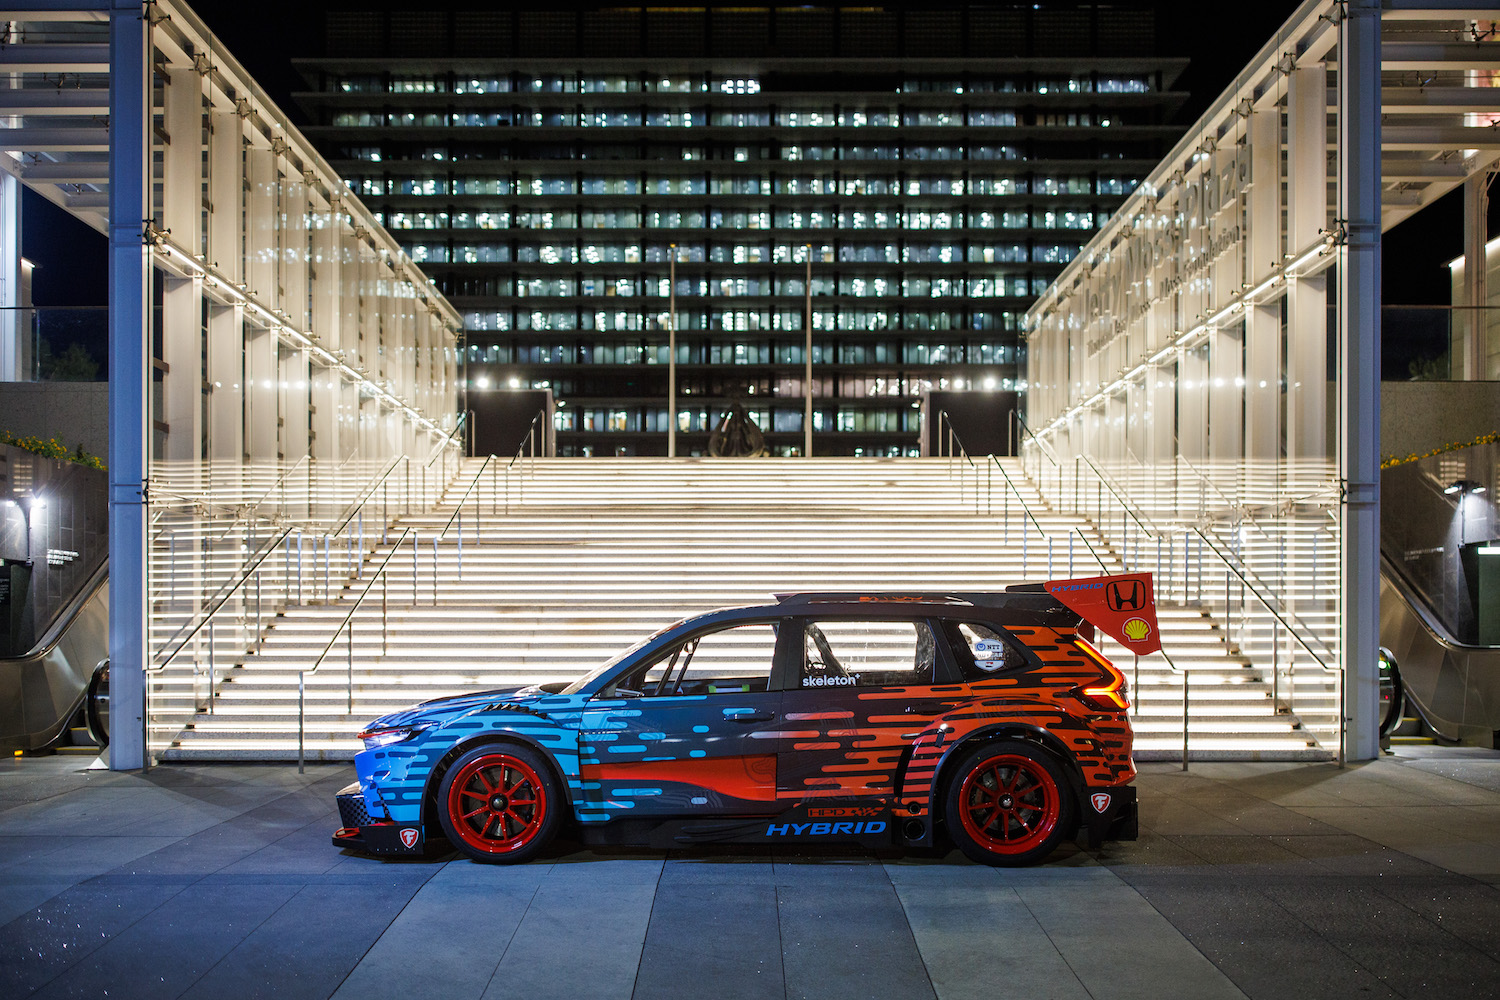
top-left (1445, 479), bottom-right (1486, 496)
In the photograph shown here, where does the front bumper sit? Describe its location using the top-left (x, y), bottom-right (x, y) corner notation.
top-left (1077, 784), bottom-right (1138, 849)
top-left (333, 781), bottom-right (426, 856)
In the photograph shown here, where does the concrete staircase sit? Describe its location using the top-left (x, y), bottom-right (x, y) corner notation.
top-left (156, 457), bottom-right (1335, 761)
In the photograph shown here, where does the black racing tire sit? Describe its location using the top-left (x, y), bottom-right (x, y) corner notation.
top-left (436, 743), bottom-right (561, 864)
top-left (944, 741), bottom-right (1075, 867)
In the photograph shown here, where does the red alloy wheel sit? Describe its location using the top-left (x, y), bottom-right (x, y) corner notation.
top-left (444, 752), bottom-right (549, 855)
top-left (957, 752), bottom-right (1060, 855)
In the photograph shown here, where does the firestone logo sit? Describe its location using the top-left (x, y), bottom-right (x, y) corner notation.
top-left (400, 828), bottom-right (420, 849)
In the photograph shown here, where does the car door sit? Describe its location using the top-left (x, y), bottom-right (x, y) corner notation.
top-left (776, 616), bottom-right (966, 805)
top-left (577, 618), bottom-right (791, 817)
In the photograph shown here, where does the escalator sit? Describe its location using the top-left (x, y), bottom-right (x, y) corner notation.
top-left (1381, 552), bottom-right (1500, 745)
top-left (0, 564), bottom-right (110, 752)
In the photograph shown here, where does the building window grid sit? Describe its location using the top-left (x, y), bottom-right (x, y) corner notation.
top-left (324, 67), bottom-right (1162, 449)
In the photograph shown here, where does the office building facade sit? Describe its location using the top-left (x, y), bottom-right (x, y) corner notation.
top-left (296, 4), bottom-right (1185, 455)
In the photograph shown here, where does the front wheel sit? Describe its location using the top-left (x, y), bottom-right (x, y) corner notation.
top-left (944, 742), bottom-right (1074, 866)
top-left (436, 744), bottom-right (560, 863)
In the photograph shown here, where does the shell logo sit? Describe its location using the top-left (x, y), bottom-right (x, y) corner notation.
top-left (1122, 618), bottom-right (1152, 642)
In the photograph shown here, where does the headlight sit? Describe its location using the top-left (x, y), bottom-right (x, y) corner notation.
top-left (357, 724), bottom-right (430, 749)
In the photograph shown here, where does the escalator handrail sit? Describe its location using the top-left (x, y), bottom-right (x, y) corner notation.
top-left (0, 561), bottom-right (108, 665)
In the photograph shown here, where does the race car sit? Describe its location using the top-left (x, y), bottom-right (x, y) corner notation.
top-left (333, 573), bottom-right (1158, 866)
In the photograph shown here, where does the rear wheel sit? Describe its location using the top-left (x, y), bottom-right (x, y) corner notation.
top-left (437, 744), bottom-right (560, 863)
top-left (944, 742), bottom-right (1073, 866)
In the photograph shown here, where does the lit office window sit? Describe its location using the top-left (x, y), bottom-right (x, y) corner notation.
top-left (399, 177), bottom-right (446, 195)
top-left (453, 78), bottom-right (511, 94)
top-left (582, 77), bottom-right (635, 93)
top-left (647, 175), bottom-right (706, 195)
top-left (1098, 77), bottom-right (1151, 93)
top-left (333, 112), bottom-right (382, 127)
top-left (523, 76), bottom-right (578, 93)
top-left (969, 110), bottom-right (1018, 126)
top-left (455, 243), bottom-right (509, 263)
top-left (452, 177), bottom-right (508, 195)
top-left (515, 244), bottom-right (575, 264)
top-left (717, 78), bottom-right (760, 94)
top-left (584, 109), bottom-right (643, 127)
top-left (338, 75), bottom-right (382, 93)
top-left (842, 243), bottom-right (900, 263)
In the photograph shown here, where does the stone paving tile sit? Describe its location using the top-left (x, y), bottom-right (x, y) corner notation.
top-left (1262, 880), bottom-right (1500, 998)
top-left (1123, 879), bottom-right (1399, 1000)
top-left (331, 878), bottom-right (527, 1000)
top-left (178, 880), bottom-right (416, 1000)
top-left (634, 881), bottom-right (783, 1000)
top-left (480, 880), bottom-right (657, 1000)
top-left (778, 882), bottom-right (934, 1000)
top-left (0, 879), bottom-right (186, 998)
top-left (892, 877), bottom-right (1092, 1000)
top-left (28, 881), bottom-right (299, 1000)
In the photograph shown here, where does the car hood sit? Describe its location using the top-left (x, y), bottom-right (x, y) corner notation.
top-left (365, 685), bottom-right (544, 730)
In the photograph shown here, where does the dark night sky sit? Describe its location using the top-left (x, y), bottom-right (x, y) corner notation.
top-left (25, 2), bottom-right (1481, 329)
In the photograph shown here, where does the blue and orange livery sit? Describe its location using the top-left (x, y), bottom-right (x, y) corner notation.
top-left (333, 574), bottom-right (1150, 866)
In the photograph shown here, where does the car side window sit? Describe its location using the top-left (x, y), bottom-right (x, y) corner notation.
top-left (605, 622), bottom-right (778, 697)
top-left (799, 620), bottom-right (935, 688)
top-left (951, 622), bottom-right (1028, 679)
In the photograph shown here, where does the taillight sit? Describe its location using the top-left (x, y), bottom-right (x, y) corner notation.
top-left (1074, 637), bottom-right (1129, 711)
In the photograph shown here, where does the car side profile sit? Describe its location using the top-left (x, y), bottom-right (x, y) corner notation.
top-left (333, 573), bottom-right (1157, 866)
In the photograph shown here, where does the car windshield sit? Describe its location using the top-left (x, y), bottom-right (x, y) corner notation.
top-left (557, 616), bottom-right (691, 695)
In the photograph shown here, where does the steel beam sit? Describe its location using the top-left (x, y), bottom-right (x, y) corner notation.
top-left (0, 89), bottom-right (110, 115)
top-left (0, 44), bottom-right (109, 71)
top-left (0, 128), bottom-right (109, 152)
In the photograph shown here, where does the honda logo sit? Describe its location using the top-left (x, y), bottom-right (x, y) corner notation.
top-left (1106, 579), bottom-right (1145, 612)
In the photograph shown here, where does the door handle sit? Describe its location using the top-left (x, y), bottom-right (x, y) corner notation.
top-left (723, 708), bottom-right (774, 723)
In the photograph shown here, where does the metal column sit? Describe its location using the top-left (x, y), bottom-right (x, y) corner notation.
top-left (1338, 0), bottom-right (1382, 763)
top-left (108, 1), bottom-right (150, 771)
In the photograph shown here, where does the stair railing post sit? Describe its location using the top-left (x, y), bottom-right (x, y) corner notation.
top-left (347, 616), bottom-right (354, 713)
top-left (1132, 654), bottom-right (1139, 718)
top-left (1182, 667), bottom-right (1190, 771)
top-left (298, 672), bottom-right (305, 774)
top-left (457, 511), bottom-right (463, 582)
top-left (412, 529), bottom-right (419, 601)
top-left (382, 566), bottom-right (388, 654)
top-left (1272, 618), bottom-right (1280, 711)
top-left (432, 535), bottom-right (438, 605)
top-left (207, 615), bottom-right (215, 714)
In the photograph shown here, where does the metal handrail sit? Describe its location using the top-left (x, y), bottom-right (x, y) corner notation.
top-left (299, 526), bottom-right (414, 772)
top-left (151, 526), bottom-right (294, 668)
top-left (1013, 411), bottom-right (1059, 467)
top-left (988, 455), bottom-right (1049, 540)
top-left (325, 453), bottom-right (407, 542)
top-left (440, 454), bottom-right (496, 541)
top-left (1189, 526), bottom-right (1337, 670)
top-left (505, 410), bottom-right (546, 471)
top-left (248, 453), bottom-right (311, 514)
top-left (1078, 454), bottom-right (1161, 539)
top-left (426, 411), bottom-right (468, 469)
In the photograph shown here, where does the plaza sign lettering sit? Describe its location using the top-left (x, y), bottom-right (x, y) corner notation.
top-left (1077, 143), bottom-right (1249, 359)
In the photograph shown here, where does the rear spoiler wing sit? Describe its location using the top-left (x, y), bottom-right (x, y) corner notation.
top-left (1039, 573), bottom-right (1161, 655)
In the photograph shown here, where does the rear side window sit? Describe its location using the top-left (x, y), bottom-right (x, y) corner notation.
top-left (951, 623), bottom-right (1028, 679)
top-left (799, 620), bottom-right (936, 688)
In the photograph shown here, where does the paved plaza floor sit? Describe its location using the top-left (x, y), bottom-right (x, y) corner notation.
top-left (1, 748), bottom-right (1499, 999)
